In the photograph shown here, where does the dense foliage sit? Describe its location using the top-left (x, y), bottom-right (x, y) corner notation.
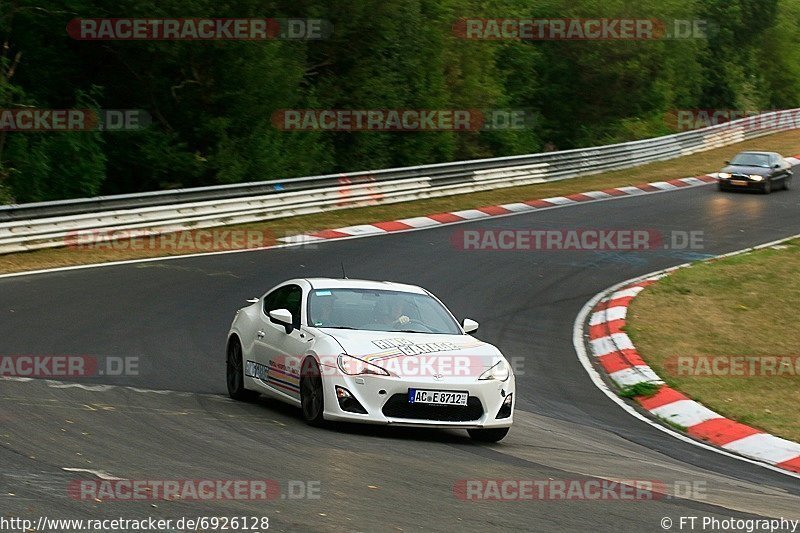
top-left (1, 0), bottom-right (798, 203)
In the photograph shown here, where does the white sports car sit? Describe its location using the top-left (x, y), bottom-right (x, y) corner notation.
top-left (226, 278), bottom-right (515, 442)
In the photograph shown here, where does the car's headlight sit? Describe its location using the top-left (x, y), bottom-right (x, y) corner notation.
top-left (749, 175), bottom-right (764, 181)
top-left (478, 360), bottom-right (510, 381)
top-left (337, 354), bottom-right (390, 376)
top-left (718, 172), bottom-right (731, 179)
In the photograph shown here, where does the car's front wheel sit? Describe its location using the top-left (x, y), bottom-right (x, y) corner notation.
top-left (300, 357), bottom-right (326, 427)
top-left (227, 338), bottom-right (259, 402)
top-left (468, 427), bottom-right (510, 443)
top-left (762, 179), bottom-right (772, 194)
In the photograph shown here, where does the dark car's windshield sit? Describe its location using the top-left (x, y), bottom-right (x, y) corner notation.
top-left (730, 153), bottom-right (771, 167)
top-left (307, 288), bottom-right (462, 334)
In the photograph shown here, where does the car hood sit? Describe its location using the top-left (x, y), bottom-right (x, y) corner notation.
top-left (721, 165), bottom-right (771, 176)
top-left (318, 328), bottom-right (503, 377)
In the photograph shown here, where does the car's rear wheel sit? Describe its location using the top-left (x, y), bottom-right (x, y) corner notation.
top-left (468, 427), bottom-right (510, 443)
top-left (227, 338), bottom-right (259, 402)
top-left (300, 357), bottom-right (326, 426)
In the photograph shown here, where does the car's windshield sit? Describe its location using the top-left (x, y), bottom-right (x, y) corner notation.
top-left (730, 153), bottom-right (771, 167)
top-left (307, 288), bottom-right (462, 334)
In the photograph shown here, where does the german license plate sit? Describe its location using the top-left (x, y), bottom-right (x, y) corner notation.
top-left (731, 180), bottom-right (748, 186)
top-left (408, 389), bottom-right (468, 406)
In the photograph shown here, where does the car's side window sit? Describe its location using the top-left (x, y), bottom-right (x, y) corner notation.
top-left (263, 286), bottom-right (290, 316)
top-left (284, 285), bottom-right (303, 328)
top-left (263, 285), bottom-right (302, 328)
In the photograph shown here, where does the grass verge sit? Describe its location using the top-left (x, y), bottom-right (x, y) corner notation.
top-left (626, 239), bottom-right (800, 443)
top-left (2, 129), bottom-right (800, 275)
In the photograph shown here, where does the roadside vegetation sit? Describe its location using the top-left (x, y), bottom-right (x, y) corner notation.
top-left (2, 0), bottom-right (800, 203)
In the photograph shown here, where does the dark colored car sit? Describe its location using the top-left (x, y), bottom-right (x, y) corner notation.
top-left (717, 151), bottom-right (792, 194)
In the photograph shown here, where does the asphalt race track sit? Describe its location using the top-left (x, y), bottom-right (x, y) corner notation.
top-left (1, 178), bottom-right (799, 532)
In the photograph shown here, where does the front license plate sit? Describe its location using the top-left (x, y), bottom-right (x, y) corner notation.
top-left (408, 389), bottom-right (468, 406)
top-left (731, 180), bottom-right (748, 186)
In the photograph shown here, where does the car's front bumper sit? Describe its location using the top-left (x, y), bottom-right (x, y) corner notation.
top-left (718, 177), bottom-right (768, 190)
top-left (319, 370), bottom-right (515, 429)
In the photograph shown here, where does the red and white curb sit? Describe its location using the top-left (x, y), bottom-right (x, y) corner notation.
top-left (584, 241), bottom-right (800, 476)
top-left (277, 175), bottom-right (720, 245)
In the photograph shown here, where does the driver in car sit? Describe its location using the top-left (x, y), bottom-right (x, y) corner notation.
top-left (375, 299), bottom-right (412, 326)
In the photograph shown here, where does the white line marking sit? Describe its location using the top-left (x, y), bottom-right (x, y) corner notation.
top-left (722, 434), bottom-right (800, 465)
top-left (395, 216), bottom-right (442, 228)
top-left (649, 182), bottom-right (679, 191)
top-left (589, 306), bottom-right (627, 325)
top-left (540, 196), bottom-right (577, 205)
top-left (608, 366), bottom-right (663, 386)
top-left (589, 333), bottom-right (634, 357)
top-left (649, 400), bottom-right (722, 428)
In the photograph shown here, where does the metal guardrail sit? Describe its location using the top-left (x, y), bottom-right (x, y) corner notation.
top-left (0, 110), bottom-right (797, 254)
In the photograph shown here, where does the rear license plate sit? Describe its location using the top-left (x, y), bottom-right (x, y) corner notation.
top-left (408, 389), bottom-right (468, 406)
top-left (731, 180), bottom-right (748, 186)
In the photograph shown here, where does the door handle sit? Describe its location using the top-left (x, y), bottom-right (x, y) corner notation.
top-left (257, 330), bottom-right (266, 339)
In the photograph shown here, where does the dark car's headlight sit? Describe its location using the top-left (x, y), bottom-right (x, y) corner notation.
top-left (718, 172), bottom-right (731, 179)
top-left (749, 175), bottom-right (764, 181)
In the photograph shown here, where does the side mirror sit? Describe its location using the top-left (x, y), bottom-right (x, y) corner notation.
top-left (773, 163), bottom-right (781, 169)
top-left (247, 298), bottom-right (259, 304)
top-left (724, 160), bottom-right (730, 165)
top-left (463, 318), bottom-right (479, 334)
top-left (269, 308), bottom-right (294, 334)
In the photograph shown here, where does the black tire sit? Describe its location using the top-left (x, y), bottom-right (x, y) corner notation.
top-left (762, 179), bottom-right (772, 194)
top-left (468, 427), bottom-right (510, 443)
top-left (227, 338), bottom-right (259, 401)
top-left (300, 357), bottom-right (326, 427)
top-left (784, 177), bottom-right (791, 190)
top-left (717, 181), bottom-right (725, 192)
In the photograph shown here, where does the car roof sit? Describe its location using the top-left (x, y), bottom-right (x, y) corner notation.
top-left (735, 151), bottom-right (779, 156)
top-left (303, 278), bottom-right (428, 294)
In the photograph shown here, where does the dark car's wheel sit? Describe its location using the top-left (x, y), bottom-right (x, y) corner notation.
top-left (784, 176), bottom-right (791, 190)
top-left (717, 181), bottom-right (726, 192)
top-left (300, 357), bottom-right (326, 427)
top-left (762, 179), bottom-right (772, 194)
top-left (227, 338), bottom-right (259, 401)
top-left (468, 427), bottom-right (510, 443)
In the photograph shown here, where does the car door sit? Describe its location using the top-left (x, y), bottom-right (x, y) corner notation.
top-left (253, 284), bottom-right (306, 399)
top-left (772, 154), bottom-right (788, 182)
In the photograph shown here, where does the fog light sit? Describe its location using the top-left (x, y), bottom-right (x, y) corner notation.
top-left (335, 386), bottom-right (367, 414)
top-left (495, 393), bottom-right (513, 419)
